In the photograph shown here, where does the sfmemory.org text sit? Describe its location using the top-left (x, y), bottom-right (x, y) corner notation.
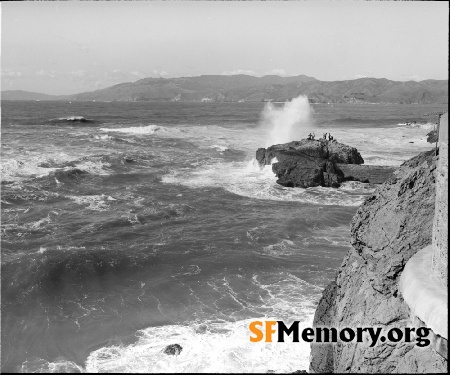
top-left (249, 320), bottom-right (431, 347)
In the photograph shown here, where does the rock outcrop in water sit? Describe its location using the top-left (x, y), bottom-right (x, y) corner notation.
top-left (163, 344), bottom-right (183, 356)
top-left (309, 149), bottom-right (447, 373)
top-left (427, 129), bottom-right (439, 143)
top-left (256, 139), bottom-right (395, 188)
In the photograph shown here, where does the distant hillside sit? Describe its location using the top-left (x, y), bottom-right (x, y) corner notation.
top-left (2, 75), bottom-right (448, 104)
top-left (1, 90), bottom-right (66, 101)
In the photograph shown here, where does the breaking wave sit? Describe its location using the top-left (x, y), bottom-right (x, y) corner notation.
top-left (397, 121), bottom-right (436, 130)
top-left (100, 124), bottom-right (163, 134)
top-left (162, 158), bottom-right (371, 206)
top-left (1, 154), bottom-right (112, 183)
top-left (50, 116), bottom-right (94, 124)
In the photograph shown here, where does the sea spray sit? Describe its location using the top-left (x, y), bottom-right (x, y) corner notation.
top-left (261, 96), bottom-right (314, 147)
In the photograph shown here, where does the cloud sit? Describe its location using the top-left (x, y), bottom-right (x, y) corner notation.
top-left (98, 70), bottom-right (158, 86)
top-left (2, 69), bottom-right (25, 89)
top-left (402, 74), bottom-right (423, 82)
top-left (55, 34), bottom-right (90, 54)
top-left (1, 69), bottom-right (23, 78)
top-left (46, 59), bottom-right (58, 66)
top-left (221, 69), bottom-right (287, 77)
top-left (131, 71), bottom-right (147, 79)
top-left (68, 70), bottom-right (88, 79)
top-left (152, 69), bottom-right (168, 77)
top-left (221, 69), bottom-right (259, 76)
top-left (265, 68), bottom-right (287, 76)
top-left (354, 71), bottom-right (374, 79)
top-left (104, 70), bottom-right (128, 80)
top-left (36, 70), bottom-right (57, 79)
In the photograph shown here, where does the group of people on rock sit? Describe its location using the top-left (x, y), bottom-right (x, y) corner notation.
top-left (323, 132), bottom-right (335, 141)
top-left (307, 132), bottom-right (337, 142)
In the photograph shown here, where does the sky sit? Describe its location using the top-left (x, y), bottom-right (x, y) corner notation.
top-left (1, 1), bottom-right (449, 95)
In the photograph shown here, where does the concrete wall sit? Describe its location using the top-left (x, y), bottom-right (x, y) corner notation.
top-left (432, 112), bottom-right (448, 287)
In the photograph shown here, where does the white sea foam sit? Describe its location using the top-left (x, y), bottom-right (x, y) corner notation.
top-left (262, 239), bottom-right (297, 258)
top-left (49, 116), bottom-right (90, 122)
top-left (73, 158), bottom-right (111, 176)
top-left (297, 225), bottom-right (352, 248)
top-left (318, 126), bottom-right (432, 166)
top-left (1, 151), bottom-right (111, 182)
top-left (83, 271), bottom-right (318, 373)
top-left (20, 358), bottom-right (84, 373)
top-left (397, 121), bottom-right (435, 130)
top-left (84, 318), bottom-right (310, 373)
top-left (29, 216), bottom-right (52, 229)
top-left (162, 158), bottom-right (369, 206)
top-left (100, 124), bottom-right (162, 134)
top-left (26, 271), bottom-right (319, 373)
top-left (57, 116), bottom-right (86, 121)
top-left (66, 194), bottom-right (114, 211)
top-left (37, 246), bottom-right (47, 254)
top-left (93, 134), bottom-right (115, 141)
top-left (206, 144), bottom-right (230, 152)
top-left (176, 265), bottom-right (201, 276)
top-left (1, 157), bottom-right (60, 182)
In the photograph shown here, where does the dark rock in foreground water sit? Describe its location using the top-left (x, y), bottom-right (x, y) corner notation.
top-left (256, 139), bottom-right (395, 188)
top-left (163, 343), bottom-right (183, 356)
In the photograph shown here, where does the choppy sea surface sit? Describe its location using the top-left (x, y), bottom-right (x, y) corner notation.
top-left (1, 100), bottom-right (445, 373)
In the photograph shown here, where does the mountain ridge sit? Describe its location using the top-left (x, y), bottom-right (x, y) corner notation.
top-left (2, 75), bottom-right (448, 104)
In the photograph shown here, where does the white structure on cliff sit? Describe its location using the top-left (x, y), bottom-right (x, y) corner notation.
top-left (399, 112), bottom-right (448, 359)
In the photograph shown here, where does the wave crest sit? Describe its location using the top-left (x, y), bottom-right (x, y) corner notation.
top-left (162, 159), bottom-right (371, 206)
top-left (100, 124), bottom-right (161, 134)
top-left (50, 116), bottom-right (94, 124)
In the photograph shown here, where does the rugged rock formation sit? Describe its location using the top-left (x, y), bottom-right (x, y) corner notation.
top-left (309, 149), bottom-right (447, 373)
top-left (336, 164), bottom-right (396, 185)
top-left (427, 130), bottom-right (439, 143)
top-left (256, 139), bottom-right (364, 166)
top-left (163, 344), bottom-right (183, 356)
top-left (256, 139), bottom-right (395, 188)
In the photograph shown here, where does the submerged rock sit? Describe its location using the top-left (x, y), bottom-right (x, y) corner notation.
top-left (256, 139), bottom-right (394, 188)
top-left (163, 343), bottom-right (183, 356)
top-left (309, 149), bottom-right (447, 373)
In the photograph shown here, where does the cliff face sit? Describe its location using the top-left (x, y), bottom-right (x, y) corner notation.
top-left (309, 149), bottom-right (447, 373)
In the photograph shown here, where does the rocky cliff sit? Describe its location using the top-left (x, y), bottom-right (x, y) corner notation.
top-left (309, 149), bottom-right (447, 373)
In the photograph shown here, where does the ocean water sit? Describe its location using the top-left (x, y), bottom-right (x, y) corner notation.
top-left (1, 100), bottom-right (445, 373)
